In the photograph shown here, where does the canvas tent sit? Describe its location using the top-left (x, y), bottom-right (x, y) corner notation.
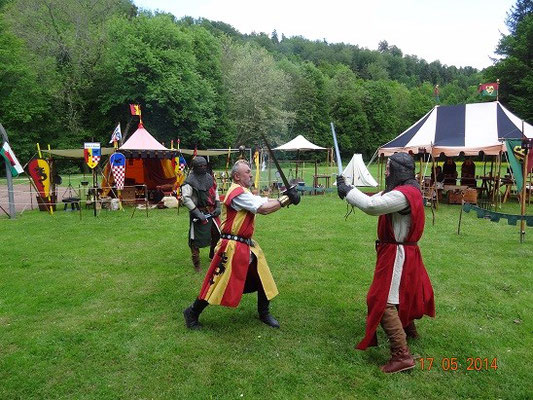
top-left (102, 123), bottom-right (177, 192)
top-left (379, 102), bottom-right (533, 156)
top-left (273, 135), bottom-right (326, 151)
top-left (342, 154), bottom-right (378, 187)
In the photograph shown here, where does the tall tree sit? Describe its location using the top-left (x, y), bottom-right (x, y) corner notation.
top-left (221, 40), bottom-right (293, 146)
top-left (485, 1), bottom-right (533, 121)
top-left (3, 0), bottom-right (136, 146)
top-left (92, 13), bottom-right (222, 148)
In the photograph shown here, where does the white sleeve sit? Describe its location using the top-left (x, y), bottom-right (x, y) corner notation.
top-left (231, 191), bottom-right (269, 214)
top-left (181, 184), bottom-right (196, 211)
top-left (345, 186), bottom-right (409, 216)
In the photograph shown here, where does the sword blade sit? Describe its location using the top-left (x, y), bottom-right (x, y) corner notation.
top-left (260, 132), bottom-right (291, 189)
top-left (330, 122), bottom-right (343, 175)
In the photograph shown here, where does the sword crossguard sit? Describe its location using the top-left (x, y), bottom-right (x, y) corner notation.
top-left (281, 185), bottom-right (297, 195)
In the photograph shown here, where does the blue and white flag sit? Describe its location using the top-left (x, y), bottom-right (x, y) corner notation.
top-left (109, 123), bottom-right (122, 144)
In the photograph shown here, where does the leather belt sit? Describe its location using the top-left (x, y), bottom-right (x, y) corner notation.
top-left (221, 233), bottom-right (253, 246)
top-left (375, 240), bottom-right (418, 251)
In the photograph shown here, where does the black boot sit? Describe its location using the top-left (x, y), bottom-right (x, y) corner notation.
top-left (257, 286), bottom-right (279, 328)
top-left (183, 299), bottom-right (208, 329)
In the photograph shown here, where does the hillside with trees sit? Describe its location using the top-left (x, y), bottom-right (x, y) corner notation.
top-left (0, 0), bottom-right (529, 165)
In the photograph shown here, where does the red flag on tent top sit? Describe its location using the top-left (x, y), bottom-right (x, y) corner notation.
top-left (129, 104), bottom-right (142, 116)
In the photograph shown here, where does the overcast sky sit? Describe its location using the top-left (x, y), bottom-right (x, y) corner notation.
top-left (133, 0), bottom-right (515, 70)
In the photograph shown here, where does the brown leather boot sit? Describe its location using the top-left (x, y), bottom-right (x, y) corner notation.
top-left (190, 246), bottom-right (201, 272)
top-left (380, 304), bottom-right (415, 373)
top-left (404, 321), bottom-right (419, 339)
top-left (380, 347), bottom-right (415, 373)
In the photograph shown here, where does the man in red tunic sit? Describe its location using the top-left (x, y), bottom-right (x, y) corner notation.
top-left (337, 152), bottom-right (435, 373)
top-left (183, 160), bottom-right (300, 329)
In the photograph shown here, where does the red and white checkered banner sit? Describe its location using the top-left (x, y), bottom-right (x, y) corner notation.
top-left (110, 152), bottom-right (126, 190)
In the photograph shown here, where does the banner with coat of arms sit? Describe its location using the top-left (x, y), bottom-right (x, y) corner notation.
top-left (28, 158), bottom-right (51, 198)
top-left (110, 152), bottom-right (126, 190)
top-left (84, 142), bottom-right (101, 169)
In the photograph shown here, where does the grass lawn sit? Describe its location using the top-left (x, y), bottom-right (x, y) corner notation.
top-left (0, 193), bottom-right (531, 399)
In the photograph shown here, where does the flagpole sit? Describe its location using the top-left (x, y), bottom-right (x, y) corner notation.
top-left (496, 79), bottom-right (499, 101)
top-left (0, 123), bottom-right (16, 219)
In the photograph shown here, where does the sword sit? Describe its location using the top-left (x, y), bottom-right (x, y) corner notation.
top-left (330, 122), bottom-right (343, 175)
top-left (259, 132), bottom-right (294, 192)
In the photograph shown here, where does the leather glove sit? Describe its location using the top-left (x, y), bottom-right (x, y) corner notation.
top-left (191, 208), bottom-right (207, 221)
top-left (211, 201), bottom-right (221, 217)
top-left (286, 187), bottom-right (301, 206)
top-left (337, 175), bottom-right (352, 199)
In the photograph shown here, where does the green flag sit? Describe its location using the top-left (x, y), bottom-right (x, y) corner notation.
top-left (506, 139), bottom-right (523, 191)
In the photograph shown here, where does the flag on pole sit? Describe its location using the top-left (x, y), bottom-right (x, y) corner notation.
top-left (0, 142), bottom-right (24, 177)
top-left (478, 82), bottom-right (499, 97)
top-left (193, 146), bottom-right (197, 158)
top-left (109, 123), bottom-right (122, 144)
top-left (129, 104), bottom-right (142, 116)
top-left (110, 152), bottom-right (126, 190)
top-left (84, 142), bottom-right (101, 169)
top-left (253, 149), bottom-right (260, 189)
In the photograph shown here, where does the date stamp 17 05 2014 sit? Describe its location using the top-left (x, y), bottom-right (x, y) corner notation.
top-left (418, 357), bottom-right (498, 371)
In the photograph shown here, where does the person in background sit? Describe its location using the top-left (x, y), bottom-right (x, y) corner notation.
top-left (181, 157), bottom-right (221, 272)
top-left (460, 158), bottom-right (476, 187)
top-left (442, 157), bottom-right (458, 185)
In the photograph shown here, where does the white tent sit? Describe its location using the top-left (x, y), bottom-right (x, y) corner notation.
top-left (379, 101), bottom-right (533, 156)
top-left (274, 135), bottom-right (326, 151)
top-left (342, 154), bottom-right (378, 187)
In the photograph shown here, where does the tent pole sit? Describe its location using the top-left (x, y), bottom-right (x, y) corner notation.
top-left (432, 154), bottom-right (439, 209)
top-left (268, 153), bottom-right (272, 193)
top-left (376, 155), bottom-right (380, 190)
top-left (418, 152), bottom-right (422, 185)
top-left (494, 150), bottom-right (502, 210)
top-left (314, 160), bottom-right (318, 195)
top-left (489, 157), bottom-right (494, 207)
top-left (379, 154), bottom-right (385, 189)
top-left (295, 150), bottom-right (299, 180)
top-left (520, 146), bottom-right (529, 243)
top-left (490, 153), bottom-right (500, 209)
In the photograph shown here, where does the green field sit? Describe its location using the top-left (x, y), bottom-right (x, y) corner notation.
top-left (0, 193), bottom-right (531, 399)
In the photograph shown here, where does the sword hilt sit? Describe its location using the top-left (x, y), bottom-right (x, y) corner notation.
top-left (193, 213), bottom-right (212, 224)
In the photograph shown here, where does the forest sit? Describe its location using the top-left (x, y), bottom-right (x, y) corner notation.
top-left (0, 0), bottom-right (531, 163)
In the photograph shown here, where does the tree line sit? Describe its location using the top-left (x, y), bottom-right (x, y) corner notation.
top-left (0, 0), bottom-right (530, 167)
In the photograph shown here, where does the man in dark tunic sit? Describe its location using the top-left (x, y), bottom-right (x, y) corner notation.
top-left (181, 157), bottom-right (221, 272)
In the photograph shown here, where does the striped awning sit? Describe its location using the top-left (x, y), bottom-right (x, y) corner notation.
top-left (379, 101), bottom-right (533, 156)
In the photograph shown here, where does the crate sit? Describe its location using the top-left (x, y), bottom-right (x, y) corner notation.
top-left (447, 190), bottom-right (463, 204)
top-left (463, 188), bottom-right (478, 204)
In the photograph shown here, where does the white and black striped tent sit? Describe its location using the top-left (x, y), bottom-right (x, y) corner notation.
top-left (379, 102), bottom-right (533, 156)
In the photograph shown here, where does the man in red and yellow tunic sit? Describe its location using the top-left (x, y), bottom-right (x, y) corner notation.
top-left (184, 160), bottom-right (300, 329)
